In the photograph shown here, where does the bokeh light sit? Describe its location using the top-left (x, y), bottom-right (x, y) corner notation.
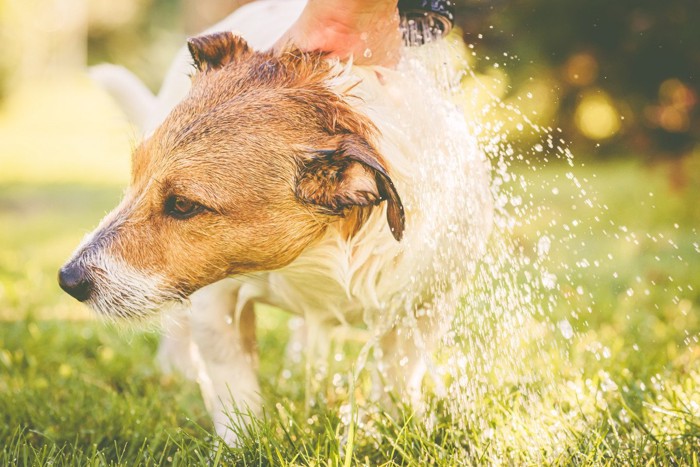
top-left (574, 90), bottom-right (621, 140)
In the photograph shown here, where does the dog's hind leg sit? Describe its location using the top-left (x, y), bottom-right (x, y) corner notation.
top-left (189, 279), bottom-right (262, 446)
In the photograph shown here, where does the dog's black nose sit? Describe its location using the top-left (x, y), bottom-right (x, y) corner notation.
top-left (58, 263), bottom-right (92, 302)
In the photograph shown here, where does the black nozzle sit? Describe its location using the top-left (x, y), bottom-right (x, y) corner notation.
top-left (398, 0), bottom-right (455, 36)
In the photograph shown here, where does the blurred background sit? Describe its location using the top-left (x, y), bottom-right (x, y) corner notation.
top-left (459, 0), bottom-right (699, 160)
top-left (0, 0), bottom-right (698, 164)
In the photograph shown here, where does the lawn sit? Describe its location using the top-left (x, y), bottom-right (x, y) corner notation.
top-left (0, 78), bottom-right (699, 464)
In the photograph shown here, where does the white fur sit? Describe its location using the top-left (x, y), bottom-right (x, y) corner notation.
top-left (89, 0), bottom-right (493, 444)
top-left (83, 254), bottom-right (175, 319)
top-left (187, 279), bottom-right (262, 445)
top-left (67, 224), bottom-right (181, 320)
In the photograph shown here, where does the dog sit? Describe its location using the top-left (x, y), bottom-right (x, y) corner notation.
top-left (59, 0), bottom-right (493, 444)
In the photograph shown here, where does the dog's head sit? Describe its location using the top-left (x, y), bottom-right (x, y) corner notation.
top-left (58, 32), bottom-right (404, 318)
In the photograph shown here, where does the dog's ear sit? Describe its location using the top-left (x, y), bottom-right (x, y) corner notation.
top-left (297, 134), bottom-right (405, 241)
top-left (187, 32), bottom-right (252, 72)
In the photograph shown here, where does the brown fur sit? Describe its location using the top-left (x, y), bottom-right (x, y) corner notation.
top-left (95, 32), bottom-right (404, 298)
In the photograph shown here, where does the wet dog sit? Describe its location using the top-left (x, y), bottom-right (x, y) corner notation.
top-left (60, 0), bottom-right (493, 444)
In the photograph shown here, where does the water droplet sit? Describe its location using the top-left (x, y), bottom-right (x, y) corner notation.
top-left (619, 409), bottom-right (631, 424)
top-left (537, 235), bottom-right (551, 257)
top-left (541, 271), bottom-right (557, 289)
top-left (363, 48), bottom-right (372, 59)
top-left (558, 320), bottom-right (574, 340)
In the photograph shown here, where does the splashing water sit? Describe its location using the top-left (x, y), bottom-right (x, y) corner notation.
top-left (274, 31), bottom-right (578, 454)
top-left (279, 21), bottom-right (700, 462)
top-left (392, 37), bottom-right (569, 451)
top-left (387, 32), bottom-right (700, 460)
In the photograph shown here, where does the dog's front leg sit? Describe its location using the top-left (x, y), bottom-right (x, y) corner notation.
top-left (189, 279), bottom-right (260, 446)
top-left (377, 313), bottom-right (448, 409)
top-left (157, 306), bottom-right (198, 380)
top-left (378, 326), bottom-right (428, 407)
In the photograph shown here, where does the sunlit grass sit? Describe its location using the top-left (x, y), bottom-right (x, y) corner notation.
top-left (0, 80), bottom-right (699, 464)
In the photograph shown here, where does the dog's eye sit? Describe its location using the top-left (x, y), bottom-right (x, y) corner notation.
top-left (165, 195), bottom-right (204, 219)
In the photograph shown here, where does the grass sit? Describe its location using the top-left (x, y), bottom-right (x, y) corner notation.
top-left (1, 77), bottom-right (699, 464)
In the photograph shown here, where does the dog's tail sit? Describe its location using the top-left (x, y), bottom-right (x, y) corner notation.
top-left (89, 63), bottom-right (156, 134)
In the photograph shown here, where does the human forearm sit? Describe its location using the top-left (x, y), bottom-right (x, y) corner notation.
top-left (301, 0), bottom-right (398, 25)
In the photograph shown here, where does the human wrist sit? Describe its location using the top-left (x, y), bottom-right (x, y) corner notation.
top-left (301, 0), bottom-right (398, 34)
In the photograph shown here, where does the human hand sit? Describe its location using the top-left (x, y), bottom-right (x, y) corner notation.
top-left (273, 0), bottom-right (401, 67)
